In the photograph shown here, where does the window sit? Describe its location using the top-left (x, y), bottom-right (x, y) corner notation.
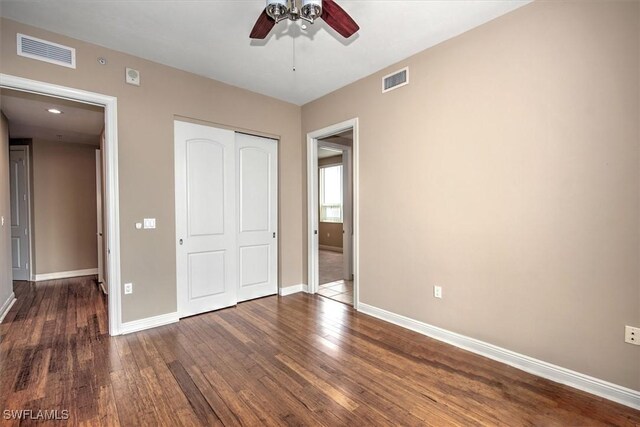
top-left (320, 164), bottom-right (343, 223)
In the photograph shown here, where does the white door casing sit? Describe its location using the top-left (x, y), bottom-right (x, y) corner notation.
top-left (1, 74), bottom-right (122, 336)
top-left (236, 133), bottom-right (278, 302)
top-left (307, 118), bottom-right (359, 308)
top-left (9, 146), bottom-right (30, 281)
top-left (175, 121), bottom-right (237, 317)
top-left (342, 148), bottom-right (353, 280)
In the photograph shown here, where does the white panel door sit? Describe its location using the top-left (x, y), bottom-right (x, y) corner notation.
top-left (96, 149), bottom-right (105, 288)
top-left (342, 148), bottom-right (354, 280)
top-left (236, 133), bottom-right (278, 302)
top-left (9, 147), bottom-right (30, 281)
top-left (175, 121), bottom-right (237, 317)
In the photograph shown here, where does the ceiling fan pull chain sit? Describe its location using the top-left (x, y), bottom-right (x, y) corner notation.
top-left (292, 35), bottom-right (296, 72)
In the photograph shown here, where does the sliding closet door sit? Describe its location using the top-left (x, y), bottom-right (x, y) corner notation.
top-left (175, 121), bottom-right (237, 318)
top-left (236, 133), bottom-right (278, 302)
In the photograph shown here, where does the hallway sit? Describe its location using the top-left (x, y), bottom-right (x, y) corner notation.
top-left (318, 249), bottom-right (353, 305)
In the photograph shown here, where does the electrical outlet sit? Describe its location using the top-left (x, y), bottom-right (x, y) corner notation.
top-left (625, 326), bottom-right (640, 345)
top-left (143, 218), bottom-right (156, 229)
top-left (434, 286), bottom-right (443, 299)
top-left (124, 283), bottom-right (133, 295)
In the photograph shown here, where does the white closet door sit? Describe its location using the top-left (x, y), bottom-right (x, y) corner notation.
top-left (236, 133), bottom-right (278, 302)
top-left (175, 121), bottom-right (237, 318)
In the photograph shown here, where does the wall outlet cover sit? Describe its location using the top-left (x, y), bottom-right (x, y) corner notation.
top-left (625, 326), bottom-right (639, 345)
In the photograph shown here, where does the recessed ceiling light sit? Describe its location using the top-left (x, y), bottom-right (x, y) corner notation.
top-left (47, 108), bottom-right (62, 114)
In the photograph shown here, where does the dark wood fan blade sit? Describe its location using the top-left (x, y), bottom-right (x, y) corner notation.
top-left (250, 10), bottom-right (276, 39)
top-left (321, 0), bottom-right (360, 38)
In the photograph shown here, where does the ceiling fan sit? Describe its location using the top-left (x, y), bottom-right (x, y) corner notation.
top-left (250, 0), bottom-right (360, 40)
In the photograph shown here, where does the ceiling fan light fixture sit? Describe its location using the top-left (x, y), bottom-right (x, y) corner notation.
top-left (251, 0), bottom-right (359, 40)
top-left (301, 0), bottom-right (322, 21)
top-left (266, 0), bottom-right (288, 20)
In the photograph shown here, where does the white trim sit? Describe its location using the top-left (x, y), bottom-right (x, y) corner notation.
top-left (0, 74), bottom-right (122, 336)
top-left (319, 245), bottom-right (343, 253)
top-left (0, 293), bottom-right (16, 323)
top-left (120, 312), bottom-right (179, 335)
top-left (358, 302), bottom-right (640, 410)
top-left (307, 118), bottom-right (360, 309)
top-left (279, 284), bottom-right (308, 296)
top-left (35, 268), bottom-right (98, 281)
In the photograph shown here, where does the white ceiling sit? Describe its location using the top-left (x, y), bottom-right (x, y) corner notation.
top-left (0, 89), bottom-right (104, 145)
top-left (0, 0), bottom-right (530, 105)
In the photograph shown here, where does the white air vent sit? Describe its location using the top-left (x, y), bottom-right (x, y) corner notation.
top-left (382, 67), bottom-right (409, 93)
top-left (17, 33), bottom-right (76, 69)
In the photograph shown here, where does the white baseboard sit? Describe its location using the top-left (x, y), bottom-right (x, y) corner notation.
top-left (0, 293), bottom-right (16, 323)
top-left (279, 284), bottom-right (309, 296)
top-left (120, 312), bottom-right (179, 335)
top-left (319, 245), bottom-right (343, 253)
top-left (35, 268), bottom-right (98, 281)
top-left (358, 303), bottom-right (640, 410)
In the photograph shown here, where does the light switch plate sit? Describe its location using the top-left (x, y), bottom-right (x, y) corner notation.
top-left (124, 283), bottom-right (133, 295)
top-left (434, 286), bottom-right (443, 299)
top-left (143, 218), bottom-right (156, 229)
top-left (1, 216), bottom-right (4, 226)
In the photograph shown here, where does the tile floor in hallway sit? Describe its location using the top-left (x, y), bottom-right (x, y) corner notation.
top-left (319, 249), bottom-right (353, 305)
top-left (318, 280), bottom-right (353, 305)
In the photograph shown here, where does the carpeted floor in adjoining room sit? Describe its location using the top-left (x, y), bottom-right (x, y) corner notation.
top-left (319, 249), bottom-right (344, 285)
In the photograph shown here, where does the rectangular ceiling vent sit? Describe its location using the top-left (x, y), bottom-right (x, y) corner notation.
top-left (382, 67), bottom-right (409, 93)
top-left (17, 33), bottom-right (76, 69)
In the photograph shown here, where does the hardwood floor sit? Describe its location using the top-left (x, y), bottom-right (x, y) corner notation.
top-left (1, 278), bottom-right (639, 426)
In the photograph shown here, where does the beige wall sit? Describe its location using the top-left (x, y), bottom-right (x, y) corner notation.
top-left (0, 18), bottom-right (303, 322)
top-left (302, 1), bottom-right (640, 390)
top-left (31, 139), bottom-right (98, 274)
top-left (319, 222), bottom-right (342, 249)
top-left (0, 112), bottom-right (12, 306)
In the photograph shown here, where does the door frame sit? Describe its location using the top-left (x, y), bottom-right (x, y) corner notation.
top-left (0, 74), bottom-right (122, 335)
top-left (8, 145), bottom-right (33, 281)
top-left (316, 140), bottom-right (353, 280)
top-left (306, 118), bottom-right (359, 309)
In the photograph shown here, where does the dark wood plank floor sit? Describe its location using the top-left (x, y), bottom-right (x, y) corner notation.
top-left (1, 278), bottom-right (639, 426)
